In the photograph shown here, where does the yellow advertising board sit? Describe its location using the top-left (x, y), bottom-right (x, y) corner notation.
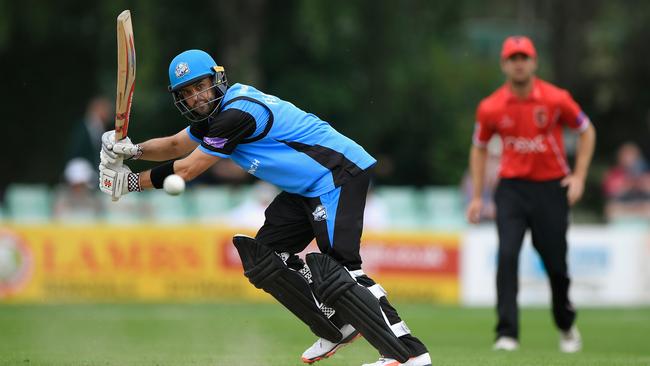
top-left (0, 225), bottom-right (459, 303)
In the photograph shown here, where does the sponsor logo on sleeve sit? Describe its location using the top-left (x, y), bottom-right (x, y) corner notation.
top-left (203, 136), bottom-right (228, 149)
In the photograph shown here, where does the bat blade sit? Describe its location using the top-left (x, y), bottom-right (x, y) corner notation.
top-left (115, 10), bottom-right (136, 142)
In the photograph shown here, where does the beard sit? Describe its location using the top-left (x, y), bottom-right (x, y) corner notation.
top-left (194, 100), bottom-right (215, 115)
top-left (511, 77), bottom-right (533, 90)
top-left (510, 71), bottom-right (533, 86)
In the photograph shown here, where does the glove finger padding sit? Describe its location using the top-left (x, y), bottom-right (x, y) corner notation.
top-left (102, 143), bottom-right (117, 156)
top-left (113, 140), bottom-right (140, 158)
top-left (100, 148), bottom-right (119, 165)
top-left (101, 130), bottom-right (116, 151)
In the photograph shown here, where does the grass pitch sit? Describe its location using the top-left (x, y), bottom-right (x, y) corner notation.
top-left (0, 303), bottom-right (648, 366)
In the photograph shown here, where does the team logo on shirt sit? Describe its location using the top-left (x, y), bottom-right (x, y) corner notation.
top-left (312, 205), bottom-right (327, 222)
top-left (248, 159), bottom-right (260, 175)
top-left (175, 62), bottom-right (190, 78)
top-left (498, 115), bottom-right (514, 129)
top-left (533, 106), bottom-right (549, 128)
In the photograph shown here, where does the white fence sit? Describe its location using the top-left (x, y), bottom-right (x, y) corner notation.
top-left (461, 225), bottom-right (650, 306)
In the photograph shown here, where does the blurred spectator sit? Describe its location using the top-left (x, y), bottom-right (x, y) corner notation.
top-left (53, 158), bottom-right (102, 222)
top-left (461, 136), bottom-right (501, 221)
top-left (603, 142), bottom-right (650, 220)
top-left (228, 181), bottom-right (279, 228)
top-left (66, 96), bottom-right (112, 169)
top-left (54, 97), bottom-right (110, 222)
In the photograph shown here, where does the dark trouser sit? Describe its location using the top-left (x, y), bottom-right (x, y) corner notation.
top-left (494, 178), bottom-right (576, 340)
top-left (256, 167), bottom-right (428, 356)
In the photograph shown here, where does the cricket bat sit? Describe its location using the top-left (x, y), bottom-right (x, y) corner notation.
top-left (115, 10), bottom-right (136, 144)
top-left (112, 10), bottom-right (136, 201)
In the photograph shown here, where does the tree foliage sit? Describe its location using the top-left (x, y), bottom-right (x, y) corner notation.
top-left (1, 0), bottom-right (648, 207)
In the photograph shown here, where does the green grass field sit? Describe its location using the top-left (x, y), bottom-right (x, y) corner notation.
top-left (0, 303), bottom-right (648, 366)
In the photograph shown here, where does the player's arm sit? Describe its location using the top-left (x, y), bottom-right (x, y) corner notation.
top-left (466, 104), bottom-right (494, 224)
top-left (99, 108), bottom-right (255, 199)
top-left (135, 108), bottom-right (256, 190)
top-left (558, 93), bottom-right (597, 205)
top-left (101, 128), bottom-right (198, 164)
top-left (572, 123), bottom-right (595, 182)
top-left (467, 145), bottom-right (488, 224)
top-left (138, 148), bottom-right (220, 189)
top-left (562, 122), bottom-right (596, 205)
top-left (98, 146), bottom-right (218, 200)
top-left (137, 129), bottom-right (198, 161)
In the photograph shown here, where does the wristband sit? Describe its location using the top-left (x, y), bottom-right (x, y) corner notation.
top-left (150, 161), bottom-right (175, 189)
top-left (127, 173), bottom-right (142, 192)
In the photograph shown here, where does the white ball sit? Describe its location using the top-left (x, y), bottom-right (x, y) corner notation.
top-left (163, 174), bottom-right (185, 196)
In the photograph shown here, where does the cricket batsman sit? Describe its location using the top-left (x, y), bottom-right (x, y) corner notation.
top-left (99, 49), bottom-right (432, 366)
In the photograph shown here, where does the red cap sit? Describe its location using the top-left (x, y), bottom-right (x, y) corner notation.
top-left (501, 36), bottom-right (537, 59)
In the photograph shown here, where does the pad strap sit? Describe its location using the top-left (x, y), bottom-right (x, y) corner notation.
top-left (349, 269), bottom-right (365, 278)
top-left (346, 270), bottom-right (411, 337)
top-left (367, 284), bottom-right (387, 299)
top-left (390, 321), bottom-right (411, 337)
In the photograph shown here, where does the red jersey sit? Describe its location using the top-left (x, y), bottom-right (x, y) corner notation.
top-left (473, 78), bottom-right (590, 181)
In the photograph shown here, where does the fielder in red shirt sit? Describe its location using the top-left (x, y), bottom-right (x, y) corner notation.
top-left (466, 36), bottom-right (596, 353)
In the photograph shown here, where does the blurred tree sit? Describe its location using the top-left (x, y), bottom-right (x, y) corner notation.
top-left (261, 0), bottom-right (475, 185)
top-left (0, 0), bottom-right (110, 189)
top-left (0, 0), bottom-right (648, 220)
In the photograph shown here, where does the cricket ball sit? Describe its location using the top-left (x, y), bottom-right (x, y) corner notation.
top-left (163, 174), bottom-right (185, 196)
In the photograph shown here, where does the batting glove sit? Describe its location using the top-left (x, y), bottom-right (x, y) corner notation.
top-left (101, 130), bottom-right (142, 165)
top-left (99, 163), bottom-right (141, 201)
top-left (113, 140), bottom-right (142, 160)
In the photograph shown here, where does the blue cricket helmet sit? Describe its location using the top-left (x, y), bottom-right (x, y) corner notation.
top-left (168, 49), bottom-right (228, 122)
top-left (168, 49), bottom-right (218, 91)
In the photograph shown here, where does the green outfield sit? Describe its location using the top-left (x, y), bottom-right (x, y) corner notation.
top-left (0, 303), bottom-right (648, 366)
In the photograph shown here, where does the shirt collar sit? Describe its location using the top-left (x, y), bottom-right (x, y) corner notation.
top-left (504, 77), bottom-right (542, 102)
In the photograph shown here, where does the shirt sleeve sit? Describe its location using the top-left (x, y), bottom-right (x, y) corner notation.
top-left (559, 90), bottom-right (590, 132)
top-left (199, 108), bottom-right (256, 156)
top-left (187, 119), bottom-right (208, 142)
top-left (472, 101), bottom-right (495, 148)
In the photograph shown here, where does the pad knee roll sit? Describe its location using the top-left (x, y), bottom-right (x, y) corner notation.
top-left (232, 235), bottom-right (342, 342)
top-left (306, 253), bottom-right (411, 363)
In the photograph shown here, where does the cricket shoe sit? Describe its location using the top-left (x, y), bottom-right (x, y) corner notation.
top-left (361, 353), bottom-right (432, 366)
top-left (493, 336), bottom-right (519, 351)
top-left (302, 324), bottom-right (361, 364)
top-left (559, 325), bottom-right (582, 353)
